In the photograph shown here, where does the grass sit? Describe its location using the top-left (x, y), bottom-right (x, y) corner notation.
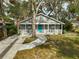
top-left (23, 36), bottom-right (37, 44)
top-left (14, 33), bottom-right (79, 59)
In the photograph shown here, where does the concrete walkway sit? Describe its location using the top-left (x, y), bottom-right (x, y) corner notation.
top-left (19, 35), bottom-right (47, 50)
top-left (2, 35), bottom-right (28, 59)
top-left (1, 35), bottom-right (47, 59)
top-left (0, 35), bottom-right (18, 58)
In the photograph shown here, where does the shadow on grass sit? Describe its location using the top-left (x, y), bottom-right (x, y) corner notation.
top-left (44, 35), bottom-right (79, 59)
top-left (14, 35), bottom-right (79, 59)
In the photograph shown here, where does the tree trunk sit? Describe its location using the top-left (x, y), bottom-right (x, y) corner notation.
top-left (32, 14), bottom-right (36, 37)
top-left (17, 18), bottom-right (20, 35)
top-left (32, 1), bottom-right (36, 37)
top-left (3, 19), bottom-right (7, 38)
top-left (3, 26), bottom-right (7, 38)
top-left (32, 0), bottom-right (43, 37)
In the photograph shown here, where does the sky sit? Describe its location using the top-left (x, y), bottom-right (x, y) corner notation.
top-left (62, 2), bottom-right (69, 11)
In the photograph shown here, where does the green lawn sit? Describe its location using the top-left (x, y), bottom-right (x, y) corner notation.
top-left (14, 33), bottom-right (79, 59)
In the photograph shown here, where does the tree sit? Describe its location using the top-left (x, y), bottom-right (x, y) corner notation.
top-left (31, 0), bottom-right (44, 37)
top-left (3, 0), bottom-right (79, 36)
top-left (0, 0), bottom-right (7, 38)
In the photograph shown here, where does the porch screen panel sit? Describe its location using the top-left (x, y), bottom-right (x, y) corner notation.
top-left (56, 24), bottom-right (61, 29)
top-left (45, 25), bottom-right (48, 29)
top-left (49, 24), bottom-right (55, 32)
top-left (26, 24), bottom-right (32, 29)
top-left (20, 24), bottom-right (25, 29)
top-left (26, 24), bottom-right (32, 33)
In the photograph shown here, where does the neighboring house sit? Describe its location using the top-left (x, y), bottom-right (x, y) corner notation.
top-left (19, 13), bottom-right (64, 35)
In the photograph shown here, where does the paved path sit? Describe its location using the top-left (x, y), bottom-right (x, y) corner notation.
top-left (0, 35), bottom-right (18, 59)
top-left (19, 35), bottom-right (47, 50)
top-left (0, 35), bottom-right (17, 54)
top-left (2, 35), bottom-right (28, 59)
top-left (1, 35), bottom-right (47, 59)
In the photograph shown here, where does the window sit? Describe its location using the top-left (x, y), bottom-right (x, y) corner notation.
top-left (56, 25), bottom-right (61, 29)
top-left (27, 25), bottom-right (32, 30)
top-left (49, 25), bottom-right (55, 32)
top-left (20, 24), bottom-right (25, 29)
top-left (45, 25), bottom-right (48, 29)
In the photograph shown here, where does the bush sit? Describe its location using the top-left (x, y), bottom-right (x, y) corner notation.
top-left (0, 29), bottom-right (4, 41)
top-left (61, 18), bottom-right (73, 31)
top-left (46, 35), bottom-right (64, 41)
top-left (64, 21), bottom-right (73, 31)
top-left (74, 28), bottom-right (79, 34)
top-left (23, 36), bottom-right (37, 44)
top-left (6, 24), bottom-right (17, 36)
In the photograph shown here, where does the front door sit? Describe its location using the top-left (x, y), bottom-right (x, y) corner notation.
top-left (38, 25), bottom-right (43, 33)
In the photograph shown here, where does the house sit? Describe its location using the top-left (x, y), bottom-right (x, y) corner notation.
top-left (19, 13), bottom-right (64, 35)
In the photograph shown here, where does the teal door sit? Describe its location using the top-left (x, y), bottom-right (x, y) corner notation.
top-left (38, 25), bottom-right (43, 32)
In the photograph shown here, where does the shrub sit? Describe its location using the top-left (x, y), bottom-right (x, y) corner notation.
top-left (6, 24), bottom-right (17, 36)
top-left (61, 18), bottom-right (73, 31)
top-left (74, 28), bottom-right (79, 34)
top-left (0, 29), bottom-right (4, 41)
top-left (64, 21), bottom-right (73, 31)
top-left (46, 35), bottom-right (64, 41)
top-left (23, 36), bottom-right (37, 44)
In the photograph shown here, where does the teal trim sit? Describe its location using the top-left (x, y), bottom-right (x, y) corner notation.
top-left (38, 25), bottom-right (43, 32)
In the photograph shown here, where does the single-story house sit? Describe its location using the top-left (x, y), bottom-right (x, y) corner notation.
top-left (19, 13), bottom-right (65, 35)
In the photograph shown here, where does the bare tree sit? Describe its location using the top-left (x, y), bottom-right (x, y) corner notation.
top-left (31, 0), bottom-right (44, 37)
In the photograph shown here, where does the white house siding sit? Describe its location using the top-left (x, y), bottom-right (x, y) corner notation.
top-left (19, 13), bottom-right (64, 35)
top-left (19, 24), bottom-right (63, 35)
top-left (54, 29), bottom-right (62, 35)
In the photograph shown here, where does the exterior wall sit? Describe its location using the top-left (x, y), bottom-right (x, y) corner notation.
top-left (19, 24), bottom-right (63, 36)
top-left (20, 29), bottom-right (63, 35)
top-left (19, 24), bottom-right (32, 35)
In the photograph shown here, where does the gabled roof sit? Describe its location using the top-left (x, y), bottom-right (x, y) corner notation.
top-left (20, 13), bottom-right (65, 24)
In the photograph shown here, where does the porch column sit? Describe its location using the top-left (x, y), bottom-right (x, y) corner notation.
top-left (61, 24), bottom-right (63, 34)
top-left (54, 24), bottom-right (56, 34)
top-left (43, 24), bottom-right (45, 33)
top-left (25, 24), bottom-right (26, 31)
top-left (48, 24), bottom-right (49, 34)
top-left (36, 24), bottom-right (38, 34)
